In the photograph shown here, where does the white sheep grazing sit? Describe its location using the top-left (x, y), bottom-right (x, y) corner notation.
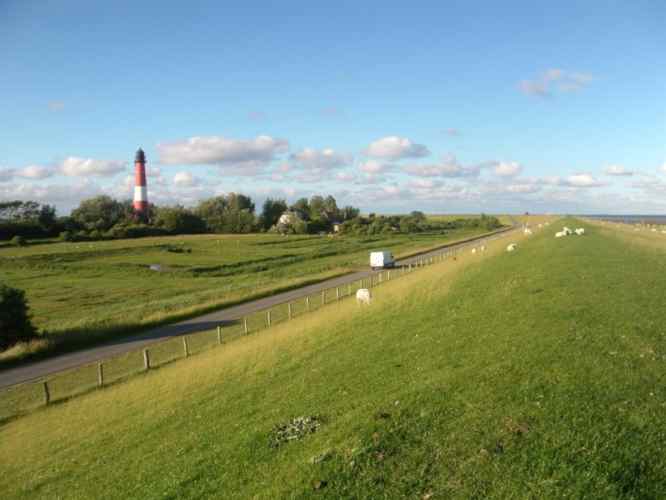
top-left (356, 288), bottom-right (371, 305)
top-left (471, 247), bottom-right (477, 254)
top-left (506, 243), bottom-right (517, 252)
top-left (480, 245), bottom-right (486, 252)
top-left (538, 223), bottom-right (543, 228)
top-left (574, 228), bottom-right (585, 235)
top-left (562, 227), bottom-right (573, 235)
top-left (555, 231), bottom-right (565, 238)
top-left (524, 228), bottom-right (533, 235)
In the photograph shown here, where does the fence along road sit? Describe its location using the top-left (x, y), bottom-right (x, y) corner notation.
top-left (0, 224), bottom-right (518, 389)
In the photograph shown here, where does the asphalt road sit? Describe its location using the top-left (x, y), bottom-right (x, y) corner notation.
top-left (0, 225), bottom-right (518, 389)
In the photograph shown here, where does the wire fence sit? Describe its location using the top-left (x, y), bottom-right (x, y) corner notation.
top-left (0, 226), bottom-right (516, 423)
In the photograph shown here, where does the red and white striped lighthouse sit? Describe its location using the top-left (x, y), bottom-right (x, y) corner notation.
top-left (133, 148), bottom-right (148, 214)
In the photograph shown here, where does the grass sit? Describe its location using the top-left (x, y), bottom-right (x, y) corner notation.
top-left (0, 225), bottom-right (491, 365)
top-left (5, 216), bottom-right (665, 498)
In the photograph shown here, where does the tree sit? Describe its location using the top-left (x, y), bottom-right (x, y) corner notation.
top-left (309, 195), bottom-right (325, 220)
top-left (410, 211), bottom-right (426, 222)
top-left (291, 198), bottom-right (310, 217)
top-left (71, 196), bottom-right (125, 232)
top-left (0, 284), bottom-right (37, 351)
top-left (154, 206), bottom-right (206, 234)
top-left (340, 205), bottom-right (360, 221)
top-left (37, 204), bottom-right (57, 230)
top-left (260, 198), bottom-right (288, 230)
top-left (195, 193), bottom-right (257, 233)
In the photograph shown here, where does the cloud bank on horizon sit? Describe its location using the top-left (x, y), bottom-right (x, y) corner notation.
top-left (2, 132), bottom-right (665, 215)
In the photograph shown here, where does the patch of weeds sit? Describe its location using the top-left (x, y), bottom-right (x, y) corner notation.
top-left (163, 244), bottom-right (192, 254)
top-left (270, 415), bottom-right (323, 448)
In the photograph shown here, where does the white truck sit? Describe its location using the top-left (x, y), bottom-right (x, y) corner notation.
top-left (370, 251), bottom-right (395, 270)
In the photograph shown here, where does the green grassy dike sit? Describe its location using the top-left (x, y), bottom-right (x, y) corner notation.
top-left (2, 218), bottom-right (665, 499)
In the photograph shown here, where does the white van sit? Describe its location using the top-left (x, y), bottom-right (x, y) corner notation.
top-left (370, 251), bottom-right (395, 270)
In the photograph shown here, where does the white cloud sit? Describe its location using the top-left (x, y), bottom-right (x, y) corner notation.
top-left (520, 68), bottom-right (593, 98)
top-left (173, 171), bottom-right (200, 188)
top-left (157, 135), bottom-right (289, 168)
top-left (60, 156), bottom-right (127, 177)
top-left (659, 162), bottom-right (666, 174)
top-left (334, 171), bottom-right (356, 182)
top-left (603, 164), bottom-right (633, 176)
top-left (48, 101), bottom-right (65, 112)
top-left (493, 161), bottom-right (522, 177)
top-left (0, 168), bottom-right (15, 182)
top-left (564, 173), bottom-right (605, 188)
top-left (505, 183), bottom-right (541, 194)
top-left (358, 160), bottom-right (395, 174)
top-left (403, 155), bottom-right (480, 178)
top-left (289, 148), bottom-right (352, 170)
top-left (16, 165), bottom-right (54, 179)
top-left (365, 136), bottom-right (430, 160)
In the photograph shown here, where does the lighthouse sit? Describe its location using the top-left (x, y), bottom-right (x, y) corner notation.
top-left (133, 148), bottom-right (148, 216)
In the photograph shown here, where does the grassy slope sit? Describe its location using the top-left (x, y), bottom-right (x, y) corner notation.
top-left (2, 218), bottom-right (665, 499)
top-left (0, 227), bottom-right (487, 359)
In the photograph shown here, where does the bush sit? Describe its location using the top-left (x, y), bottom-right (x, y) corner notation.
top-left (10, 235), bottom-right (27, 247)
top-left (0, 284), bottom-right (37, 351)
top-left (59, 231), bottom-right (74, 242)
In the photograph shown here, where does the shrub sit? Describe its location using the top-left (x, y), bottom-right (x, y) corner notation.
top-left (10, 235), bottom-right (27, 247)
top-left (59, 231), bottom-right (75, 242)
top-left (0, 284), bottom-right (37, 351)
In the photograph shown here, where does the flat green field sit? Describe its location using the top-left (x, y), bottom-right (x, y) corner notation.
top-left (0, 226), bottom-right (488, 357)
top-left (2, 218), bottom-right (665, 498)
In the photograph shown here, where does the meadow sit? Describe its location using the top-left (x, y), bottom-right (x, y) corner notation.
top-left (1, 217), bottom-right (665, 498)
top-left (0, 224), bottom-right (491, 363)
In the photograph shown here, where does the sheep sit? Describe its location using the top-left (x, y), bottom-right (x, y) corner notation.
top-left (480, 245), bottom-right (486, 252)
top-left (574, 228), bottom-right (585, 235)
top-left (356, 288), bottom-right (371, 305)
top-left (524, 228), bottom-right (533, 235)
top-left (506, 243), bottom-right (517, 252)
top-left (555, 231), bottom-right (565, 238)
top-left (471, 247), bottom-right (477, 254)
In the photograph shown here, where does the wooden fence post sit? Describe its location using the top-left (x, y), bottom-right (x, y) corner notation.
top-left (322, 289), bottom-right (326, 305)
top-left (97, 362), bottom-right (104, 388)
top-left (267, 310), bottom-right (271, 327)
top-left (388, 270), bottom-right (391, 280)
top-left (43, 381), bottom-right (50, 405)
top-left (348, 283), bottom-right (352, 295)
top-left (288, 302), bottom-right (292, 319)
top-left (217, 325), bottom-right (222, 344)
top-left (306, 296), bottom-right (310, 312)
top-left (183, 337), bottom-right (189, 357)
top-left (143, 349), bottom-right (150, 370)
top-left (336, 287), bottom-right (339, 300)
top-left (243, 317), bottom-right (248, 334)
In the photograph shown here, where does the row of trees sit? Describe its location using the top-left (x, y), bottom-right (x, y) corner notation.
top-left (0, 194), bottom-right (361, 242)
top-left (338, 212), bottom-right (502, 236)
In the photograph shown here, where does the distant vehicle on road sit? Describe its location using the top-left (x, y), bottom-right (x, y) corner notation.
top-left (370, 251), bottom-right (395, 270)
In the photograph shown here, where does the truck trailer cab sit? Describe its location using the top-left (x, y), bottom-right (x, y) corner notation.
top-left (370, 251), bottom-right (395, 270)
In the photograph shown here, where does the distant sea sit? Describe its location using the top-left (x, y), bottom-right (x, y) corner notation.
top-left (586, 214), bottom-right (666, 225)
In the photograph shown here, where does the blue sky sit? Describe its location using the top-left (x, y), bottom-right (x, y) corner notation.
top-left (1, 0), bottom-right (665, 214)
